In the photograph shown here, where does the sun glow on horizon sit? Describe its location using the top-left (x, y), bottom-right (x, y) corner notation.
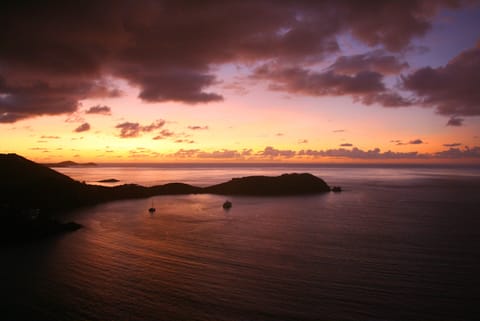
top-left (1, 3), bottom-right (479, 164)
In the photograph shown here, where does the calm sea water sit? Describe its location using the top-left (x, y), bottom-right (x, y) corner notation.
top-left (1, 164), bottom-right (480, 320)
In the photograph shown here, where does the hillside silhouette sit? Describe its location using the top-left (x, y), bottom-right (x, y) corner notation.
top-left (205, 173), bottom-right (330, 196)
top-left (1, 153), bottom-right (331, 214)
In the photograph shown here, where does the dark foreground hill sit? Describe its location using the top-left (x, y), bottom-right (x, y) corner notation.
top-left (1, 153), bottom-right (331, 213)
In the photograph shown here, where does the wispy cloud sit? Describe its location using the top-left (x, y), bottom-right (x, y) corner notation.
top-left (152, 129), bottom-right (175, 140)
top-left (86, 105), bottom-right (112, 115)
top-left (446, 116), bottom-right (464, 127)
top-left (174, 139), bottom-right (195, 144)
top-left (187, 125), bottom-right (209, 130)
top-left (394, 138), bottom-right (425, 146)
top-left (116, 119), bottom-right (165, 138)
top-left (443, 143), bottom-right (462, 147)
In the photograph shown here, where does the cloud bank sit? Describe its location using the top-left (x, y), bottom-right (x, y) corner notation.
top-left (168, 145), bottom-right (480, 160)
top-left (0, 0), bottom-right (466, 122)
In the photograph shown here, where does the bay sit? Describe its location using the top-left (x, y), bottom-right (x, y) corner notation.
top-left (1, 164), bottom-right (479, 320)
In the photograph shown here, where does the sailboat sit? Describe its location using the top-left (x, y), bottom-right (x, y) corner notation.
top-left (148, 200), bottom-right (156, 213)
top-left (222, 200), bottom-right (232, 209)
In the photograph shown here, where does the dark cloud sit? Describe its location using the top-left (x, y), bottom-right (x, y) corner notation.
top-left (360, 91), bottom-right (414, 108)
top-left (403, 45), bottom-right (480, 117)
top-left (0, 76), bottom-right (120, 123)
top-left (300, 145), bottom-right (480, 159)
top-left (74, 122), bottom-right (90, 133)
top-left (152, 129), bottom-right (175, 140)
top-left (116, 122), bottom-right (143, 138)
top-left (341, 1), bottom-right (460, 52)
top-left (256, 65), bottom-right (385, 94)
top-left (408, 139), bottom-right (424, 145)
top-left (86, 105), bottom-right (112, 115)
top-left (333, 129), bottom-right (345, 133)
top-left (257, 146), bottom-right (296, 158)
top-left (394, 138), bottom-right (424, 145)
top-left (116, 119), bottom-right (165, 138)
top-left (329, 50), bottom-right (408, 75)
top-left (298, 139), bottom-right (308, 144)
top-left (40, 135), bottom-right (60, 139)
top-left (298, 147), bottom-right (419, 159)
top-left (188, 125), bottom-right (209, 130)
top-left (254, 64), bottom-right (412, 107)
top-left (167, 145), bottom-right (480, 160)
top-left (0, 0), bottom-right (461, 122)
top-left (340, 143), bottom-right (353, 147)
top-left (443, 143), bottom-right (462, 147)
top-left (434, 146), bottom-right (480, 158)
top-left (446, 116), bottom-right (464, 127)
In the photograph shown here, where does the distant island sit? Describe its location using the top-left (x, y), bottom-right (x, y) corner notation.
top-left (97, 178), bottom-right (120, 183)
top-left (42, 160), bottom-right (97, 167)
top-left (0, 153), bottom-right (333, 243)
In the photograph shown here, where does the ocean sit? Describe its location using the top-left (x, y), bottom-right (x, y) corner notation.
top-left (1, 164), bottom-right (480, 320)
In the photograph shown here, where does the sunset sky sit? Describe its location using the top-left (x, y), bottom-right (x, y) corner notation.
top-left (1, 1), bottom-right (479, 163)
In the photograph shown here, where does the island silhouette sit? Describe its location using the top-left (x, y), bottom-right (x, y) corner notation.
top-left (0, 153), bottom-right (333, 242)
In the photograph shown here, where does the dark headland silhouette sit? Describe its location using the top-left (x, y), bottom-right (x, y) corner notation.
top-left (0, 153), bottom-right (333, 242)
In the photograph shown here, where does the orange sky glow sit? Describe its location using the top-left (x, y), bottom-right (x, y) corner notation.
top-left (1, 2), bottom-right (479, 164)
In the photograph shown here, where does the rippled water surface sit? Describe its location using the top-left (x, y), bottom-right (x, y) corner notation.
top-left (1, 165), bottom-right (479, 320)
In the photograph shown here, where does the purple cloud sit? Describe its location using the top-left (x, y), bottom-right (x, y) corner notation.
top-left (152, 129), bottom-right (175, 140)
top-left (257, 146), bottom-right (296, 158)
top-left (443, 143), bottom-right (462, 147)
top-left (188, 125), bottom-right (209, 130)
top-left (86, 105), bottom-right (112, 115)
top-left (74, 122), bottom-right (90, 133)
top-left (0, 1), bottom-right (463, 122)
top-left (329, 50), bottom-right (408, 75)
top-left (446, 116), bottom-right (464, 127)
top-left (403, 44), bottom-right (480, 117)
top-left (116, 119), bottom-right (165, 138)
top-left (409, 139), bottom-right (424, 145)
